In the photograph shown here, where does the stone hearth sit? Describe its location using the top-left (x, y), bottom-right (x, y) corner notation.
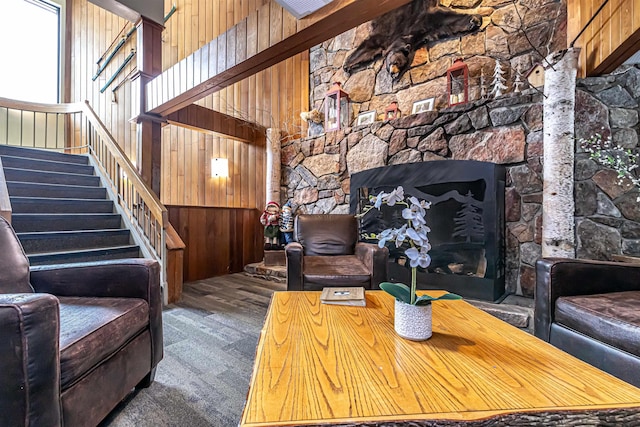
top-left (242, 263), bottom-right (533, 332)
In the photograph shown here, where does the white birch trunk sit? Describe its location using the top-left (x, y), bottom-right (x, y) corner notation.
top-left (265, 128), bottom-right (281, 205)
top-left (542, 48), bottom-right (580, 258)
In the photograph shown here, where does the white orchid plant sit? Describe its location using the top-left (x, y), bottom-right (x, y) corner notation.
top-left (367, 186), bottom-right (461, 306)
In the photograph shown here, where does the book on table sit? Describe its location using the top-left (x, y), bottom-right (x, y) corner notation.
top-left (320, 287), bottom-right (366, 306)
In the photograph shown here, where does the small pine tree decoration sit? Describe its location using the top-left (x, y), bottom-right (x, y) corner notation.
top-left (513, 67), bottom-right (524, 93)
top-left (490, 59), bottom-right (508, 98)
top-left (480, 70), bottom-right (487, 99)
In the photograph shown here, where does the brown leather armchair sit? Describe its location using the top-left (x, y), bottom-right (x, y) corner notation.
top-left (0, 216), bottom-right (163, 426)
top-left (535, 258), bottom-right (640, 388)
top-left (285, 214), bottom-right (388, 291)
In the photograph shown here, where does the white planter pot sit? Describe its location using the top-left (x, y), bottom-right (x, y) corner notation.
top-left (394, 299), bottom-right (432, 341)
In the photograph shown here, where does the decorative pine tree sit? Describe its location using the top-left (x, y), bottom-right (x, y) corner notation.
top-left (480, 70), bottom-right (487, 99)
top-left (452, 191), bottom-right (484, 243)
top-left (513, 68), bottom-right (524, 93)
top-left (490, 59), bottom-right (508, 98)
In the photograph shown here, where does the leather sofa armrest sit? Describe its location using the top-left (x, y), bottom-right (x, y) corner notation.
top-left (30, 258), bottom-right (163, 368)
top-left (534, 257), bottom-right (640, 342)
top-left (355, 242), bottom-right (389, 289)
top-left (0, 293), bottom-right (61, 427)
top-left (285, 242), bottom-right (304, 290)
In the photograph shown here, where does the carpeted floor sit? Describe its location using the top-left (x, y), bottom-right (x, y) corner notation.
top-left (100, 273), bottom-right (285, 427)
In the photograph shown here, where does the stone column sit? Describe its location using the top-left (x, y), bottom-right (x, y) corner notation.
top-left (542, 48), bottom-right (580, 258)
top-left (265, 128), bottom-right (281, 205)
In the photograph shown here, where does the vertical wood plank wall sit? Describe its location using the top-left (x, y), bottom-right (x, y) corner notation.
top-left (167, 205), bottom-right (263, 281)
top-left (68, 0), bottom-right (309, 209)
top-left (68, 0), bottom-right (309, 280)
top-left (569, 0), bottom-right (640, 76)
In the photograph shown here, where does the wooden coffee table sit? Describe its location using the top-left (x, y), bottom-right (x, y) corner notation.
top-left (240, 291), bottom-right (640, 426)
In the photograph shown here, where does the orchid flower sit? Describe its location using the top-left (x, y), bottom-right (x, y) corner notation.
top-left (405, 246), bottom-right (432, 269)
top-left (394, 224), bottom-right (407, 247)
top-left (402, 198), bottom-right (427, 226)
top-left (406, 226), bottom-right (429, 247)
top-left (373, 191), bottom-right (387, 209)
top-left (385, 186), bottom-right (404, 206)
top-left (370, 186), bottom-right (434, 305)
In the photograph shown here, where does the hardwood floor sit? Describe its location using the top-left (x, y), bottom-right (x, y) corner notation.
top-left (101, 273), bottom-right (285, 427)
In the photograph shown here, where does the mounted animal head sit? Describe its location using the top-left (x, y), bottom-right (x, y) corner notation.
top-left (343, 0), bottom-right (483, 80)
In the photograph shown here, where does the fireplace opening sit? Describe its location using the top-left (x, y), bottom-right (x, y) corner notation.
top-left (350, 161), bottom-right (505, 302)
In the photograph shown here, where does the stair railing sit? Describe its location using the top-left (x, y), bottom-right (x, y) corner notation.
top-left (0, 97), bottom-right (172, 300)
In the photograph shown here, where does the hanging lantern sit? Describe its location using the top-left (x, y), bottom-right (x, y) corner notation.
top-left (324, 82), bottom-right (350, 131)
top-left (384, 101), bottom-right (401, 120)
top-left (447, 58), bottom-right (469, 107)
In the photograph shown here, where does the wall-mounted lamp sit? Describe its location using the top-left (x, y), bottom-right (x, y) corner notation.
top-left (211, 158), bottom-right (228, 178)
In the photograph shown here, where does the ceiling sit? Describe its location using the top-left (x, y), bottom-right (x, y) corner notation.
top-left (274, 0), bottom-right (332, 19)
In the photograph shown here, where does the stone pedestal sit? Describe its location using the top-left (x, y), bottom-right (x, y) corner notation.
top-left (264, 250), bottom-right (286, 266)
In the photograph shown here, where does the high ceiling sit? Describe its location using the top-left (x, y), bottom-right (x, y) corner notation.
top-left (274, 0), bottom-right (332, 19)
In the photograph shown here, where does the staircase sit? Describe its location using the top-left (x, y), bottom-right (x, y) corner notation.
top-left (0, 145), bottom-right (141, 266)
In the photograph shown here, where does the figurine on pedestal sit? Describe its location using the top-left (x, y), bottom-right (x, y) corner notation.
top-left (260, 201), bottom-right (280, 250)
top-left (279, 201), bottom-right (295, 246)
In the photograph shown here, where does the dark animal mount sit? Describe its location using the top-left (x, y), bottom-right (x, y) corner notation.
top-left (343, 0), bottom-right (483, 80)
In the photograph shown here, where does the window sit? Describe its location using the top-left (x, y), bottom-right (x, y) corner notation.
top-left (0, 0), bottom-right (61, 103)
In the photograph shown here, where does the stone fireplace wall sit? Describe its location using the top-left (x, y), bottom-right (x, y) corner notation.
top-left (281, 92), bottom-right (543, 296)
top-left (574, 65), bottom-right (640, 261)
top-left (280, 0), bottom-right (566, 298)
top-left (308, 0), bottom-right (566, 121)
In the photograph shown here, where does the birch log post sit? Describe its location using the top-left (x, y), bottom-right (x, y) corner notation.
top-left (542, 48), bottom-right (580, 258)
top-left (265, 128), bottom-right (281, 205)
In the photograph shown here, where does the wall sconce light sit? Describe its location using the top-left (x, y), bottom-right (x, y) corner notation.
top-left (211, 158), bottom-right (228, 178)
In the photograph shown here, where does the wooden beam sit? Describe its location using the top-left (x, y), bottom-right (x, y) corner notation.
top-left (166, 104), bottom-right (266, 144)
top-left (146, 0), bottom-right (412, 116)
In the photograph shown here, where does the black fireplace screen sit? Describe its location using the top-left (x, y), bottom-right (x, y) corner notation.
top-left (350, 160), bottom-right (505, 301)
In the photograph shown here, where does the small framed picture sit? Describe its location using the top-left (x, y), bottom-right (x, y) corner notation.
top-left (356, 110), bottom-right (376, 126)
top-left (411, 98), bottom-right (435, 114)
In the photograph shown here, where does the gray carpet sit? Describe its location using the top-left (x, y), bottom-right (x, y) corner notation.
top-left (100, 273), bottom-right (286, 427)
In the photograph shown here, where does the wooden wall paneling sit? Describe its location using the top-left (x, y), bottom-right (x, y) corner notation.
top-left (258, 4), bottom-right (270, 126)
top-left (167, 205), bottom-right (262, 281)
top-left (636, 1), bottom-right (640, 36)
top-left (621, 1), bottom-right (633, 44)
top-left (71, 0), bottom-right (304, 211)
top-left (210, 136), bottom-right (219, 205)
top-left (147, 0), bottom-right (403, 117)
top-left (256, 133), bottom-right (265, 208)
top-left (570, 0), bottom-right (640, 76)
top-left (246, 10), bottom-right (258, 124)
top-left (233, 140), bottom-right (241, 206)
top-left (611, 0), bottom-right (621, 55)
top-left (270, 2), bottom-right (283, 45)
top-left (198, 132), bottom-right (206, 205)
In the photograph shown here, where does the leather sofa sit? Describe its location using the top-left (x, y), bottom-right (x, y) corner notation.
top-left (0, 216), bottom-right (163, 426)
top-left (535, 257), bottom-right (640, 387)
top-left (285, 214), bottom-right (388, 291)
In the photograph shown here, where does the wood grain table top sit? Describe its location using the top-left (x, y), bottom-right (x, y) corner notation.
top-left (240, 291), bottom-right (640, 426)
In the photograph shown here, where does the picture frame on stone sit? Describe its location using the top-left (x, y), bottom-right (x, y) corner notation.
top-left (356, 110), bottom-right (376, 126)
top-left (412, 98), bottom-right (435, 114)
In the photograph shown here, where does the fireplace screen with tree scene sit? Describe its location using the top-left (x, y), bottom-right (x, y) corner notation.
top-left (350, 161), bottom-right (506, 301)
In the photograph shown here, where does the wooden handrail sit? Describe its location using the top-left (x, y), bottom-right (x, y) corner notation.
top-left (165, 222), bottom-right (186, 250)
top-left (0, 96), bottom-right (84, 114)
top-left (79, 101), bottom-right (168, 227)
